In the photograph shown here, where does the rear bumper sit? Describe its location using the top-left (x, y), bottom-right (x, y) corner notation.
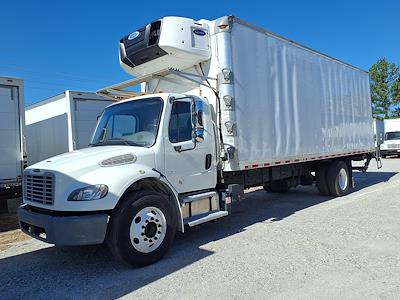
top-left (18, 205), bottom-right (109, 246)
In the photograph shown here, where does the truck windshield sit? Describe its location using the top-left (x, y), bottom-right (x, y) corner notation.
top-left (385, 132), bottom-right (400, 141)
top-left (90, 97), bottom-right (163, 147)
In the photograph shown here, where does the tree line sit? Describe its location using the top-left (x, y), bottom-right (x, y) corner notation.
top-left (369, 58), bottom-right (400, 120)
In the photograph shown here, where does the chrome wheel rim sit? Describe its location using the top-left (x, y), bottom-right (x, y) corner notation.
top-left (338, 168), bottom-right (348, 191)
top-left (129, 206), bottom-right (167, 253)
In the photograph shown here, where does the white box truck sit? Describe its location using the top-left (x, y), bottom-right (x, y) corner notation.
top-left (0, 76), bottom-right (26, 198)
top-left (25, 91), bottom-right (114, 165)
top-left (18, 16), bottom-right (378, 267)
top-left (380, 118), bottom-right (400, 158)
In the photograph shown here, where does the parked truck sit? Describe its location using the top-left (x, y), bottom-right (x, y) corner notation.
top-left (0, 76), bottom-right (26, 200)
top-left (18, 16), bottom-right (378, 267)
top-left (380, 118), bottom-right (400, 158)
top-left (25, 91), bottom-right (114, 165)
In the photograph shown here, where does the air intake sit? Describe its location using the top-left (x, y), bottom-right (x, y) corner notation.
top-left (100, 154), bottom-right (137, 167)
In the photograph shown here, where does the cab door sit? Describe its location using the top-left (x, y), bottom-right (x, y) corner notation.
top-left (164, 98), bottom-right (216, 194)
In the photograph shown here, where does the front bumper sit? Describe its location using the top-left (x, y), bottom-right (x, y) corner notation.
top-left (380, 149), bottom-right (400, 156)
top-left (18, 205), bottom-right (109, 246)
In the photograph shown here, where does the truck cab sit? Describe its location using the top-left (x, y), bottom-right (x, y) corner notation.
top-left (18, 92), bottom-right (224, 266)
top-left (380, 131), bottom-right (400, 158)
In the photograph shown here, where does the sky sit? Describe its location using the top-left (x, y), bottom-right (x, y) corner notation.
top-left (1, 0), bottom-right (399, 106)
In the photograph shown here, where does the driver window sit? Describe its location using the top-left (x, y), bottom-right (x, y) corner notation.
top-left (169, 101), bottom-right (192, 143)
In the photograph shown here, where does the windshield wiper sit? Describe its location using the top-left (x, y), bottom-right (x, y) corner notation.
top-left (90, 138), bottom-right (142, 147)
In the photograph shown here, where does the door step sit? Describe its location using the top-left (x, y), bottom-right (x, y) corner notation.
top-left (184, 210), bottom-right (228, 227)
top-left (181, 191), bottom-right (217, 203)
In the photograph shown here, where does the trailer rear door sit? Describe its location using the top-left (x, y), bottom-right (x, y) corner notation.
top-left (0, 85), bottom-right (21, 183)
top-left (72, 98), bottom-right (113, 149)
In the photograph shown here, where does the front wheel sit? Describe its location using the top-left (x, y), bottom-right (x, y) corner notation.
top-left (107, 190), bottom-right (177, 267)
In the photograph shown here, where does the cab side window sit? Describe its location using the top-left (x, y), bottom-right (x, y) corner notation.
top-left (169, 101), bottom-right (192, 143)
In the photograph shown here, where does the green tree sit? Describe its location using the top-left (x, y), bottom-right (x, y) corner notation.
top-left (369, 58), bottom-right (400, 119)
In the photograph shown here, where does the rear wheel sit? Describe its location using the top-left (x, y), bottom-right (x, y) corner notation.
top-left (263, 180), bottom-right (291, 193)
top-left (316, 164), bottom-right (330, 195)
top-left (107, 190), bottom-right (177, 267)
top-left (327, 161), bottom-right (351, 197)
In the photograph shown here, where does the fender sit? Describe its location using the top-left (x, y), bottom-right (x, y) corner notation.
top-left (117, 168), bottom-right (184, 232)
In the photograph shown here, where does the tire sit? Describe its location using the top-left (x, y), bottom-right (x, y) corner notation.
top-left (263, 180), bottom-right (290, 193)
top-left (106, 190), bottom-right (177, 267)
top-left (327, 161), bottom-right (351, 197)
top-left (315, 164), bottom-right (330, 195)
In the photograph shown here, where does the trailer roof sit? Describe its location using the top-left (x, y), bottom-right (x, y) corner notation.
top-left (0, 75), bottom-right (23, 85)
top-left (26, 90), bottom-right (113, 109)
top-left (231, 16), bottom-right (368, 74)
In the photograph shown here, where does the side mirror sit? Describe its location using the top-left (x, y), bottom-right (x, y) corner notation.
top-left (192, 100), bottom-right (205, 143)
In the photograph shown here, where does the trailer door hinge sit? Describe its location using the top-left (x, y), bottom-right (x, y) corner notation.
top-left (218, 68), bottom-right (232, 84)
top-left (225, 121), bottom-right (236, 135)
top-left (223, 95), bottom-right (234, 109)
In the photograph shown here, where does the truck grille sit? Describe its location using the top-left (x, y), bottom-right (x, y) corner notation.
top-left (387, 144), bottom-right (400, 149)
top-left (24, 173), bottom-right (55, 205)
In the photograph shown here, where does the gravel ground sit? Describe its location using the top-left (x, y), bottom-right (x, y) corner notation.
top-left (0, 158), bottom-right (399, 299)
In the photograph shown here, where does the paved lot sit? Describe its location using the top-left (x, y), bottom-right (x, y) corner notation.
top-left (0, 158), bottom-right (399, 299)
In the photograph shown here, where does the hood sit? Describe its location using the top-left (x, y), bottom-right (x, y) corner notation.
top-left (28, 146), bottom-right (156, 176)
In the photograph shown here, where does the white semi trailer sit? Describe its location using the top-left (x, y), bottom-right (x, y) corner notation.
top-left (0, 76), bottom-right (26, 198)
top-left (25, 91), bottom-right (114, 165)
top-left (380, 118), bottom-right (400, 158)
top-left (19, 16), bottom-right (377, 267)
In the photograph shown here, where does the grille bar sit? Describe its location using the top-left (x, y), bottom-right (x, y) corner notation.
top-left (24, 172), bottom-right (55, 206)
top-left (387, 144), bottom-right (400, 149)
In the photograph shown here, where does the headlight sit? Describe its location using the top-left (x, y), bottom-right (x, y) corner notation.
top-left (380, 144), bottom-right (387, 149)
top-left (68, 184), bottom-right (108, 201)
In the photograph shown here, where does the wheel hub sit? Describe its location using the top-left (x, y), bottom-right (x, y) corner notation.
top-left (144, 222), bottom-right (157, 238)
top-left (129, 206), bottom-right (167, 253)
top-left (338, 168), bottom-right (348, 190)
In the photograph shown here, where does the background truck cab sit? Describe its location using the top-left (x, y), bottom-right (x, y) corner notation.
top-left (380, 118), bottom-right (400, 158)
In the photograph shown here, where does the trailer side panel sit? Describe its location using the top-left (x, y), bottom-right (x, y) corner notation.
top-left (229, 20), bottom-right (374, 169)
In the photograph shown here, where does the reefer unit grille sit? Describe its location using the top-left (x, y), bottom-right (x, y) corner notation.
top-left (24, 172), bottom-right (55, 205)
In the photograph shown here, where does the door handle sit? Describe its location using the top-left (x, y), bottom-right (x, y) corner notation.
top-left (205, 154), bottom-right (212, 170)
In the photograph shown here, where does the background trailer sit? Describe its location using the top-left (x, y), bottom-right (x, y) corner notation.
top-left (0, 76), bottom-right (25, 201)
top-left (25, 91), bottom-right (114, 165)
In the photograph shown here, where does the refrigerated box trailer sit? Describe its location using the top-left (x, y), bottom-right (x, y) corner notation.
top-left (19, 16), bottom-right (378, 267)
top-left (25, 91), bottom-right (114, 165)
top-left (0, 76), bottom-right (26, 197)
